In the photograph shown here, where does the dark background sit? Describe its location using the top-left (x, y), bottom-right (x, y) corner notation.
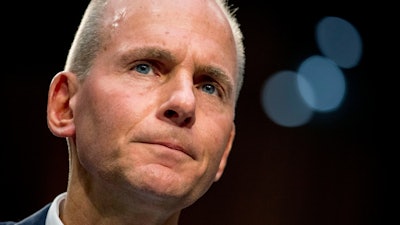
top-left (1, 1), bottom-right (393, 224)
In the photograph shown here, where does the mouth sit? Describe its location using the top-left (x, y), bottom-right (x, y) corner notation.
top-left (150, 141), bottom-right (195, 160)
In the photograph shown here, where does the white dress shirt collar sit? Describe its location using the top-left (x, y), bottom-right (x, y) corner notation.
top-left (45, 192), bottom-right (66, 225)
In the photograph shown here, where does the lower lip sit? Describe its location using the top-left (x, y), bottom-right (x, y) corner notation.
top-left (149, 143), bottom-right (191, 158)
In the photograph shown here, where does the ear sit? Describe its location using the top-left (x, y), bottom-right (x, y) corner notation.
top-left (214, 123), bottom-right (235, 182)
top-left (47, 71), bottom-right (79, 138)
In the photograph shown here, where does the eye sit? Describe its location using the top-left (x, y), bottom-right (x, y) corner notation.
top-left (201, 83), bottom-right (217, 95)
top-left (133, 63), bottom-right (152, 74)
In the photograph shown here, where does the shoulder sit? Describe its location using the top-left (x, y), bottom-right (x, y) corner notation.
top-left (0, 204), bottom-right (51, 225)
top-left (0, 222), bottom-right (15, 225)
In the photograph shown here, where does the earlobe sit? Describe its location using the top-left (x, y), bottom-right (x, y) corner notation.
top-left (214, 123), bottom-right (235, 182)
top-left (47, 71), bottom-right (78, 137)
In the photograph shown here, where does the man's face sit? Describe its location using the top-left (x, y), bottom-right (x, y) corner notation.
top-left (71, 0), bottom-right (238, 208)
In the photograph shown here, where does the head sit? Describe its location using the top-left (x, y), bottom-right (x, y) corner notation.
top-left (47, 0), bottom-right (245, 213)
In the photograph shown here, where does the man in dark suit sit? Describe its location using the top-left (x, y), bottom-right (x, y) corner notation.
top-left (1, 0), bottom-right (245, 224)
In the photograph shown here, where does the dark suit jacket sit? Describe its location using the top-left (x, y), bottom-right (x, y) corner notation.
top-left (0, 204), bottom-right (51, 225)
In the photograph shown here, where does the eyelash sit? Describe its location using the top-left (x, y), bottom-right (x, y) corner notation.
top-left (196, 80), bottom-right (222, 97)
top-left (131, 62), bottom-right (223, 97)
top-left (132, 62), bottom-right (155, 75)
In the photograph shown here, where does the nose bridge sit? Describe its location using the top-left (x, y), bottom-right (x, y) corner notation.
top-left (168, 71), bottom-right (195, 106)
top-left (157, 70), bottom-right (196, 127)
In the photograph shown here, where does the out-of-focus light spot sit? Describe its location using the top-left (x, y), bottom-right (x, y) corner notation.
top-left (260, 16), bottom-right (362, 127)
top-left (297, 55), bottom-right (346, 112)
top-left (316, 16), bottom-right (362, 69)
top-left (261, 70), bottom-right (314, 127)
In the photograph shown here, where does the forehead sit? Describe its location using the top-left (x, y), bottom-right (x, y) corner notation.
top-left (105, 0), bottom-right (223, 18)
top-left (103, 0), bottom-right (231, 35)
top-left (100, 0), bottom-right (238, 77)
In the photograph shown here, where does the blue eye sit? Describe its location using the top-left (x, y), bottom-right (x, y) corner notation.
top-left (201, 84), bottom-right (216, 94)
top-left (134, 63), bottom-right (152, 74)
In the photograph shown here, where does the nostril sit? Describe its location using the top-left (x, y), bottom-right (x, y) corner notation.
top-left (164, 109), bottom-right (177, 118)
top-left (163, 109), bottom-right (193, 127)
top-left (183, 117), bottom-right (192, 126)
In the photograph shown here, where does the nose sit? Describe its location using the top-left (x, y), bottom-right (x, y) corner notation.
top-left (157, 74), bottom-right (196, 128)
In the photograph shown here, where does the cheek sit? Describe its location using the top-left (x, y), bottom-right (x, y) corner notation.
top-left (72, 82), bottom-right (130, 158)
top-left (198, 114), bottom-right (233, 162)
top-left (73, 100), bottom-right (142, 185)
top-left (76, 77), bottom-right (144, 130)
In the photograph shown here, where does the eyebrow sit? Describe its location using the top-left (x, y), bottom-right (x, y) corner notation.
top-left (118, 46), bottom-right (178, 66)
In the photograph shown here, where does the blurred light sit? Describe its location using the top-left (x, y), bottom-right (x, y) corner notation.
top-left (297, 55), bottom-right (346, 112)
top-left (261, 70), bottom-right (314, 127)
top-left (316, 16), bottom-right (362, 69)
top-left (261, 16), bottom-right (362, 127)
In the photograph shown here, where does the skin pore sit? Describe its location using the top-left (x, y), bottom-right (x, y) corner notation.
top-left (46, 0), bottom-right (239, 224)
